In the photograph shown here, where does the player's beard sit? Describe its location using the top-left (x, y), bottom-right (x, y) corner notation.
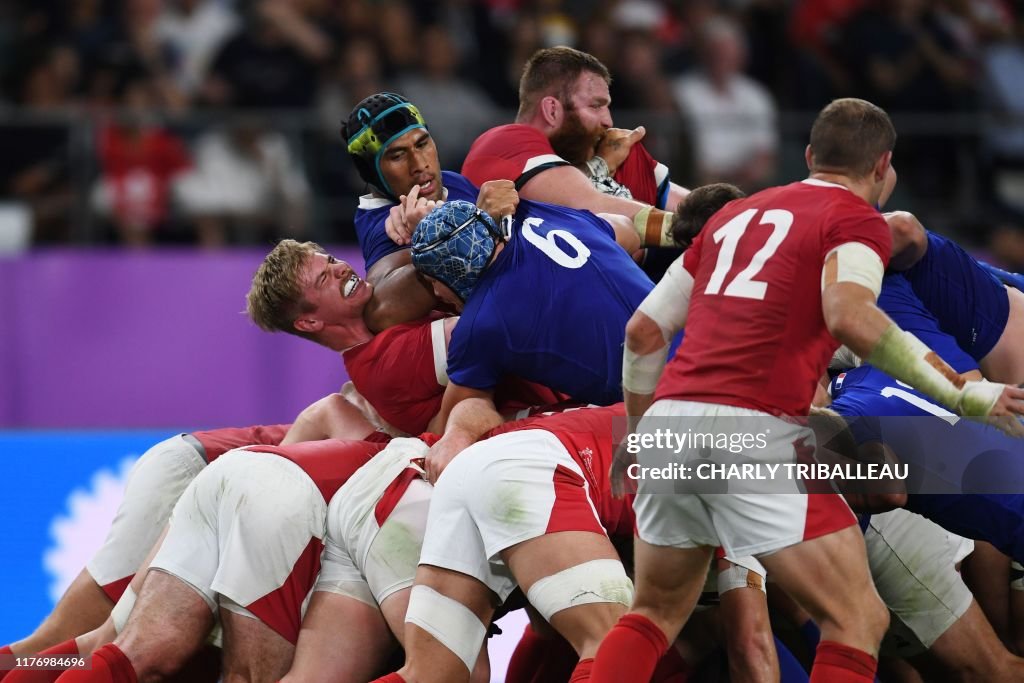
top-left (549, 108), bottom-right (604, 166)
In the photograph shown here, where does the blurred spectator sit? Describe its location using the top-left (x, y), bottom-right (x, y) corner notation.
top-left (377, 0), bottom-right (418, 76)
top-left (395, 25), bottom-right (500, 165)
top-left (200, 0), bottom-right (331, 109)
top-left (317, 36), bottom-right (385, 136)
top-left (0, 43), bottom-right (79, 243)
top-left (788, 0), bottom-right (868, 107)
top-left (843, 0), bottom-right (976, 113)
top-left (155, 0), bottom-right (240, 98)
top-left (91, 70), bottom-right (192, 246)
top-left (671, 15), bottom-right (778, 190)
top-left (175, 121), bottom-right (310, 247)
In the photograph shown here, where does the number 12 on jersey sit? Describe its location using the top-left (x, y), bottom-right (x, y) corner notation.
top-left (704, 208), bottom-right (794, 300)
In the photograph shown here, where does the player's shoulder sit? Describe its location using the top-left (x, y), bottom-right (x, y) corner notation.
top-left (441, 170), bottom-right (480, 201)
top-left (471, 124), bottom-right (548, 149)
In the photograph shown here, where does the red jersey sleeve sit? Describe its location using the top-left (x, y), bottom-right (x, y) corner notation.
top-left (462, 124), bottom-right (571, 189)
top-left (613, 143), bottom-right (670, 207)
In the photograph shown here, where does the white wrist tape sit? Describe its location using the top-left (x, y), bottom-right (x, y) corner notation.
top-left (822, 242), bottom-right (884, 297)
top-left (957, 380), bottom-right (1003, 417)
top-left (111, 586), bottom-right (137, 634)
top-left (637, 255), bottom-right (693, 340)
top-left (623, 344), bottom-right (668, 395)
top-left (526, 559), bottom-right (633, 622)
top-left (405, 584), bottom-right (487, 673)
top-left (866, 325), bottom-right (962, 411)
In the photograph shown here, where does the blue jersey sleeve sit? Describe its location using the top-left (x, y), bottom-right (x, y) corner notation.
top-left (878, 274), bottom-right (977, 374)
top-left (353, 171), bottom-right (480, 272)
top-left (354, 204), bottom-right (399, 272)
top-left (904, 231), bottom-right (1009, 360)
top-left (445, 315), bottom-right (504, 391)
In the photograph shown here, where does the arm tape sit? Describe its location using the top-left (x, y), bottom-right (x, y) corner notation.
top-left (865, 325), bottom-right (963, 412)
top-left (632, 205), bottom-right (676, 247)
top-left (821, 242), bottom-right (884, 297)
top-left (623, 343), bottom-right (669, 395)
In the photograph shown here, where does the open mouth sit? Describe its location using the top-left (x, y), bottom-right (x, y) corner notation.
top-left (343, 274), bottom-right (360, 298)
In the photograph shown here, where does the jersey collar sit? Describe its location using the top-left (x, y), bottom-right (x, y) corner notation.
top-left (801, 178), bottom-right (851, 191)
top-left (358, 186), bottom-right (451, 210)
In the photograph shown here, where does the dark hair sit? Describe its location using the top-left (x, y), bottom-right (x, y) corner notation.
top-left (809, 98), bottom-right (896, 177)
top-left (517, 46), bottom-right (611, 119)
top-left (671, 183), bottom-right (746, 248)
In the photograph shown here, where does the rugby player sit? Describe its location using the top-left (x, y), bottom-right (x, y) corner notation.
top-left (408, 197), bottom-right (653, 471)
top-left (596, 98), bottom-right (1024, 683)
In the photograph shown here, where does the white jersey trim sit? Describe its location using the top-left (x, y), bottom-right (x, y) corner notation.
top-left (358, 187), bottom-right (450, 210)
top-left (430, 318), bottom-right (449, 387)
top-left (522, 154), bottom-right (569, 173)
top-left (801, 178), bottom-right (851, 191)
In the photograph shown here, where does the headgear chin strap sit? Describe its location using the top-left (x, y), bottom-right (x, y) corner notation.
top-left (412, 200), bottom-right (504, 303)
top-left (341, 93), bottom-right (427, 200)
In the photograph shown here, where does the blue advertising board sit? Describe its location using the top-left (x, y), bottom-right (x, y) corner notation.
top-left (0, 431), bottom-right (176, 643)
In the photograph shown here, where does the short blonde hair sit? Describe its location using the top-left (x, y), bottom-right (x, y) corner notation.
top-left (246, 239), bottom-right (323, 336)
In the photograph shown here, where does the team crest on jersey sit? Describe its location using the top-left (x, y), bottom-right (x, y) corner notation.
top-left (579, 447), bottom-right (595, 479)
top-left (44, 458), bottom-right (137, 603)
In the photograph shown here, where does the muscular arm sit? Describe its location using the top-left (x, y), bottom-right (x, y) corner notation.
top-left (823, 280), bottom-right (1024, 426)
top-left (424, 385), bottom-right (499, 484)
top-left (362, 251), bottom-right (438, 333)
top-left (884, 211), bottom-right (928, 271)
top-left (623, 256), bottom-right (694, 420)
top-left (623, 311), bottom-right (667, 426)
top-left (597, 213), bottom-right (642, 254)
top-left (663, 182), bottom-right (691, 212)
top-left (519, 165), bottom-right (651, 218)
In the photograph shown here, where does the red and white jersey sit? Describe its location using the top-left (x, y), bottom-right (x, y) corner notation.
top-left (655, 179), bottom-right (891, 416)
top-left (245, 438), bottom-right (390, 503)
top-left (614, 142), bottom-right (670, 207)
top-left (343, 313), bottom-right (449, 435)
top-left (193, 424), bottom-right (291, 464)
top-left (487, 403), bottom-right (634, 537)
top-left (462, 124), bottom-right (571, 189)
top-left (344, 312), bottom-right (567, 435)
top-left (463, 124), bottom-right (668, 205)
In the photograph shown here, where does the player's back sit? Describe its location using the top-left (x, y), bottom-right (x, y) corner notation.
top-left (656, 179), bottom-right (890, 416)
top-left (449, 199), bottom-right (654, 405)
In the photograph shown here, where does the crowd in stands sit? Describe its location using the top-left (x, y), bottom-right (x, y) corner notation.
top-left (0, 0), bottom-right (1022, 270)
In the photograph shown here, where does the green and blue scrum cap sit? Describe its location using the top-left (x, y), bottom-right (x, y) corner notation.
top-left (341, 92), bottom-right (427, 200)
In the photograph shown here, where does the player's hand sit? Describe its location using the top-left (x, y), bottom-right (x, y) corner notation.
top-left (424, 429), bottom-right (476, 485)
top-left (609, 440), bottom-right (638, 499)
top-left (384, 183), bottom-right (440, 246)
top-left (476, 180), bottom-right (518, 225)
top-left (595, 126), bottom-right (645, 175)
top-left (958, 381), bottom-right (1024, 437)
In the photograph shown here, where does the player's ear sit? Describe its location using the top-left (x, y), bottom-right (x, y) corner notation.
top-left (293, 316), bottom-right (324, 334)
top-left (541, 95), bottom-right (562, 128)
top-left (873, 150), bottom-right (893, 184)
top-left (804, 144), bottom-right (814, 171)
